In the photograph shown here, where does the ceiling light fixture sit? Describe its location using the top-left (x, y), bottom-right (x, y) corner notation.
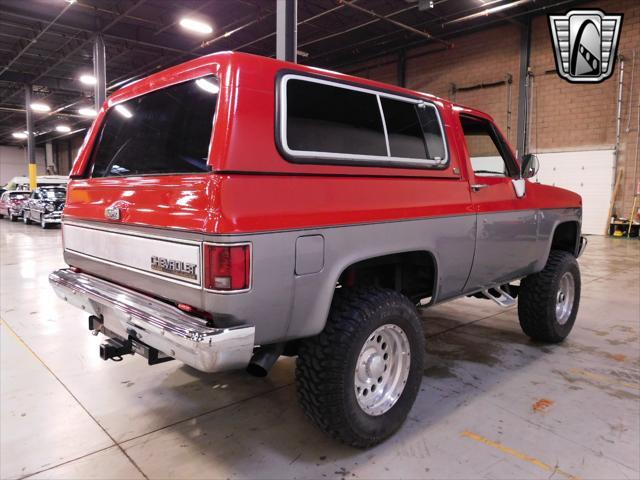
top-left (78, 107), bottom-right (97, 117)
top-left (115, 104), bottom-right (133, 118)
top-left (79, 74), bottom-right (97, 85)
top-left (195, 78), bottom-right (219, 94)
top-left (12, 132), bottom-right (27, 139)
top-left (30, 102), bottom-right (51, 112)
top-left (55, 125), bottom-right (72, 133)
top-left (179, 17), bottom-right (213, 35)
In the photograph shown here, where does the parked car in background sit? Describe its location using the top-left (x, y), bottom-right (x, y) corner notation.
top-left (3, 175), bottom-right (68, 191)
top-left (0, 190), bottom-right (31, 222)
top-left (22, 186), bottom-right (66, 228)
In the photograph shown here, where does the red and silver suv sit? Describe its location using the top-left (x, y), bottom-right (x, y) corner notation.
top-left (50, 52), bottom-right (585, 447)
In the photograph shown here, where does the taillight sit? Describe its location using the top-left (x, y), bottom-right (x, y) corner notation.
top-left (204, 244), bottom-right (251, 291)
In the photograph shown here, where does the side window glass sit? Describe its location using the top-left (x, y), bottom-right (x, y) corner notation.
top-left (286, 79), bottom-right (387, 156)
top-left (380, 98), bottom-right (427, 159)
top-left (460, 115), bottom-right (511, 177)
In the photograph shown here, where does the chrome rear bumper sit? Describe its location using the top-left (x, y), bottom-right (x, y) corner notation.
top-left (49, 269), bottom-right (255, 372)
top-left (43, 212), bottom-right (62, 224)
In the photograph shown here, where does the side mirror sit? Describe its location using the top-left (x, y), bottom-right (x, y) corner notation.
top-left (521, 153), bottom-right (539, 179)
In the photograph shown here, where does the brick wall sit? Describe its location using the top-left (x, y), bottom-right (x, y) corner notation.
top-left (346, 0), bottom-right (640, 219)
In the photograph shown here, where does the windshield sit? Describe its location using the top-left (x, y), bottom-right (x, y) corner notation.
top-left (9, 192), bottom-right (29, 200)
top-left (89, 76), bottom-right (219, 178)
top-left (42, 188), bottom-right (66, 200)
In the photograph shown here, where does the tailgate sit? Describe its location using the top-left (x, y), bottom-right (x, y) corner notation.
top-left (63, 222), bottom-right (202, 286)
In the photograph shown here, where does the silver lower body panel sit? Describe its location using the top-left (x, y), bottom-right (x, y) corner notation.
top-left (49, 269), bottom-right (255, 373)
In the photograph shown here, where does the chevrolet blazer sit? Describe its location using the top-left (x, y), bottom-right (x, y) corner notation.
top-left (50, 52), bottom-right (586, 447)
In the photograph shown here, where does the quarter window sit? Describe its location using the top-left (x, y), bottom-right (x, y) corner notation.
top-left (286, 79), bottom-right (387, 156)
top-left (380, 98), bottom-right (446, 161)
top-left (281, 75), bottom-right (447, 168)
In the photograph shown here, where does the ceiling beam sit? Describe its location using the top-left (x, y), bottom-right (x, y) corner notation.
top-left (0, 1), bottom-right (74, 76)
top-left (339, 1), bottom-right (452, 48)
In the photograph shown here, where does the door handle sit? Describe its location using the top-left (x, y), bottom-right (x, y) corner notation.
top-left (470, 184), bottom-right (489, 192)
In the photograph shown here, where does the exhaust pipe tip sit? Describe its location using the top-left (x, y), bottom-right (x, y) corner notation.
top-left (246, 362), bottom-right (270, 377)
top-left (246, 343), bottom-right (284, 377)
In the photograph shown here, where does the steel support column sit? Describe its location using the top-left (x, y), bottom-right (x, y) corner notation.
top-left (398, 50), bottom-right (407, 87)
top-left (276, 0), bottom-right (297, 63)
top-left (93, 33), bottom-right (106, 111)
top-left (25, 85), bottom-right (36, 190)
top-left (516, 17), bottom-right (531, 159)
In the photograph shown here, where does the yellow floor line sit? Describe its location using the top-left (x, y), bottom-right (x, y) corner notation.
top-left (568, 368), bottom-right (640, 390)
top-left (0, 318), bottom-right (45, 364)
top-left (461, 431), bottom-right (581, 480)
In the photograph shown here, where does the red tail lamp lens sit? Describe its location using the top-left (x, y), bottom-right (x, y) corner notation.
top-left (204, 244), bottom-right (250, 291)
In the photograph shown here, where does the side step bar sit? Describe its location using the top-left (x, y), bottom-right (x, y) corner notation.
top-left (481, 286), bottom-right (516, 308)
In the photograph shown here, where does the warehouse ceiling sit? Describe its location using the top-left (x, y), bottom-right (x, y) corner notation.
top-left (0, 0), bottom-right (584, 146)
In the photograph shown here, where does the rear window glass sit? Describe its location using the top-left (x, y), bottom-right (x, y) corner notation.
top-left (89, 76), bottom-right (219, 178)
top-left (285, 79), bottom-right (387, 156)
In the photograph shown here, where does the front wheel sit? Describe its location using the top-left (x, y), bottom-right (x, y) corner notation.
top-left (40, 215), bottom-right (48, 229)
top-left (296, 287), bottom-right (425, 448)
top-left (10, 213), bottom-right (18, 222)
top-left (23, 212), bottom-right (32, 224)
top-left (518, 250), bottom-right (581, 343)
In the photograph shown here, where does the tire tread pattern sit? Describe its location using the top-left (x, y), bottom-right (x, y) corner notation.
top-left (295, 287), bottom-right (421, 448)
top-left (518, 250), bottom-right (580, 343)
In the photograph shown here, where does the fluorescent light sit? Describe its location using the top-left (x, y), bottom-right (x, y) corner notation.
top-left (55, 125), bottom-right (71, 133)
top-left (114, 104), bottom-right (133, 118)
top-left (30, 102), bottom-right (51, 112)
top-left (78, 107), bottom-right (97, 117)
top-left (79, 74), bottom-right (96, 85)
top-left (12, 132), bottom-right (27, 139)
top-left (179, 17), bottom-right (213, 35)
top-left (195, 78), bottom-right (219, 94)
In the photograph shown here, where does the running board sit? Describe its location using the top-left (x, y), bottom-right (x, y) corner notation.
top-left (481, 286), bottom-right (516, 308)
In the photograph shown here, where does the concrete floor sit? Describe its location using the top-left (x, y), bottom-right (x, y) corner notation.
top-left (1, 219), bottom-right (639, 480)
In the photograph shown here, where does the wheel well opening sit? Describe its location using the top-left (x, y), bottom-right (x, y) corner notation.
top-left (551, 222), bottom-right (579, 255)
top-left (337, 251), bottom-right (436, 304)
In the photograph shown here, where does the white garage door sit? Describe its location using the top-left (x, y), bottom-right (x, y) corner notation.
top-left (534, 149), bottom-right (615, 235)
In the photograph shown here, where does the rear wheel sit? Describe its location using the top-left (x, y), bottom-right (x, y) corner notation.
top-left (296, 287), bottom-right (425, 448)
top-left (10, 213), bottom-right (18, 222)
top-left (518, 250), bottom-right (581, 343)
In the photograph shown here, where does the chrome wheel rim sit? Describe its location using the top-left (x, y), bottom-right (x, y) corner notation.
top-left (354, 323), bottom-right (411, 416)
top-left (555, 272), bottom-right (575, 325)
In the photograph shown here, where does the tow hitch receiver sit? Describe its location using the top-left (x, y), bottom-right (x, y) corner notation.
top-left (99, 337), bottom-right (174, 365)
top-left (99, 338), bottom-right (133, 361)
top-left (92, 315), bottom-right (174, 365)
